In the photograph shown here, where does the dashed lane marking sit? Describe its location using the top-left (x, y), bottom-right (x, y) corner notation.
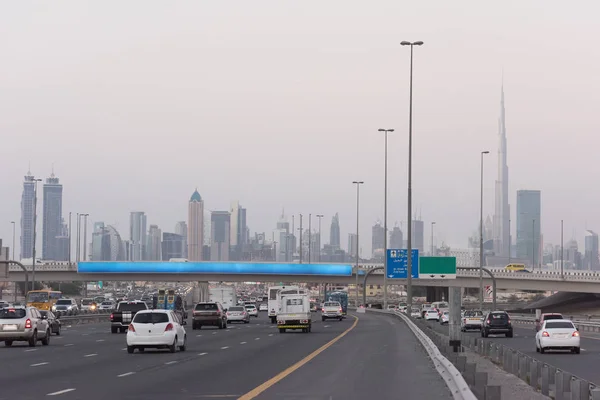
top-left (255, 338), bottom-right (260, 340)
top-left (47, 388), bottom-right (76, 396)
top-left (268, 334), bottom-right (273, 337)
top-left (84, 354), bottom-right (97, 357)
top-left (64, 344), bottom-right (74, 347)
top-left (117, 372), bottom-right (135, 378)
top-left (95, 339), bottom-right (105, 342)
top-left (31, 362), bottom-right (49, 367)
top-left (165, 361), bottom-right (178, 365)
top-left (198, 352), bottom-right (208, 356)
top-left (24, 349), bottom-right (38, 352)
top-left (221, 346), bottom-right (229, 350)
top-left (240, 342), bottom-right (247, 345)
top-left (196, 335), bottom-right (202, 337)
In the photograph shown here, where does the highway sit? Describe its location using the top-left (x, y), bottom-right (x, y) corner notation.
top-left (426, 318), bottom-right (600, 385)
top-left (1, 312), bottom-right (452, 400)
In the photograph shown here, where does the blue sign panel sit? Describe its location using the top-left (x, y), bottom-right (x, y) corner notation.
top-left (78, 262), bottom-right (353, 276)
top-left (386, 249), bottom-right (419, 279)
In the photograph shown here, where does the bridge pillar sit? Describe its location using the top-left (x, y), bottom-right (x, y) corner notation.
top-left (198, 281), bottom-right (209, 302)
top-left (426, 287), bottom-right (449, 302)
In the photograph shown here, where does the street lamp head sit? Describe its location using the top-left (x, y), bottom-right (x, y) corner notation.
top-left (401, 41), bottom-right (424, 46)
top-left (400, 41), bottom-right (411, 46)
top-left (413, 41), bottom-right (424, 46)
top-left (378, 128), bottom-right (394, 133)
top-left (482, 150), bottom-right (490, 155)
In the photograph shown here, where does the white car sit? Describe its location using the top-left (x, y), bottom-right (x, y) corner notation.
top-left (259, 303), bottom-right (268, 312)
top-left (425, 309), bottom-right (440, 321)
top-left (439, 311), bottom-right (450, 324)
top-left (410, 308), bottom-right (421, 318)
top-left (245, 304), bottom-right (258, 317)
top-left (126, 310), bottom-right (187, 353)
top-left (536, 319), bottom-right (580, 354)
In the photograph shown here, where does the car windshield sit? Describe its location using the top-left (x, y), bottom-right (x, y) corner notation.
top-left (56, 300), bottom-right (72, 305)
top-left (325, 302), bottom-right (339, 307)
top-left (27, 292), bottom-right (49, 303)
top-left (0, 309), bottom-right (26, 319)
top-left (101, 302), bottom-right (113, 306)
top-left (490, 313), bottom-right (508, 320)
top-left (195, 303), bottom-right (218, 311)
top-left (81, 299), bottom-right (93, 305)
top-left (443, 312), bottom-right (449, 315)
top-left (229, 307), bottom-right (244, 312)
top-left (543, 314), bottom-right (563, 321)
top-left (545, 321), bottom-right (575, 329)
top-left (465, 311), bottom-right (483, 317)
top-left (133, 312), bottom-right (169, 324)
top-left (245, 305), bottom-right (256, 309)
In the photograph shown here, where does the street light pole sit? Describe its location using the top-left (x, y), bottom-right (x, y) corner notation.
top-left (378, 128), bottom-right (394, 309)
top-left (10, 221), bottom-right (15, 261)
top-left (532, 219), bottom-right (536, 270)
top-left (431, 222), bottom-right (436, 256)
top-left (298, 214), bottom-right (303, 264)
top-left (401, 40), bottom-right (423, 312)
top-left (316, 215), bottom-right (324, 262)
top-left (308, 213), bottom-right (312, 263)
top-left (82, 214), bottom-right (89, 261)
top-left (76, 213), bottom-right (81, 262)
top-left (561, 220), bottom-right (564, 278)
top-left (352, 181), bottom-right (364, 307)
top-left (31, 178), bottom-right (42, 291)
top-left (479, 151), bottom-right (490, 311)
top-left (68, 212), bottom-right (72, 263)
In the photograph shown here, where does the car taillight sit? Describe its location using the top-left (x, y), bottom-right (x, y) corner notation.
top-left (572, 331), bottom-right (580, 337)
top-left (542, 331), bottom-right (550, 337)
top-left (110, 313), bottom-right (114, 321)
top-left (216, 312), bottom-right (221, 316)
top-left (463, 318), bottom-right (466, 324)
top-left (165, 323), bottom-right (174, 332)
top-left (487, 320), bottom-right (491, 324)
top-left (129, 324), bottom-right (135, 332)
top-left (339, 308), bottom-right (342, 313)
top-left (25, 318), bottom-right (32, 329)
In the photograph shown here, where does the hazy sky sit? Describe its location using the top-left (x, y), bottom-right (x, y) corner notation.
top-left (1, 1), bottom-right (599, 258)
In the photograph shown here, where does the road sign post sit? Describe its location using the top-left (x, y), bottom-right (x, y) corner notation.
top-left (418, 256), bottom-right (456, 279)
top-left (386, 249), bottom-right (419, 279)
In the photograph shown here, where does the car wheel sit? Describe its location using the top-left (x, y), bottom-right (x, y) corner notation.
top-left (28, 331), bottom-right (37, 347)
top-left (169, 337), bottom-right (177, 353)
top-left (139, 347), bottom-right (145, 352)
top-left (574, 347), bottom-right (580, 354)
top-left (41, 330), bottom-right (50, 346)
top-left (321, 317), bottom-right (325, 322)
top-left (179, 336), bottom-right (187, 352)
top-left (127, 346), bottom-right (135, 354)
top-left (56, 326), bottom-right (61, 336)
top-left (5, 341), bottom-right (13, 347)
top-left (506, 331), bottom-right (513, 338)
top-left (279, 328), bottom-right (286, 333)
top-left (536, 344), bottom-right (540, 353)
top-left (111, 326), bottom-right (118, 334)
top-left (540, 347), bottom-right (545, 354)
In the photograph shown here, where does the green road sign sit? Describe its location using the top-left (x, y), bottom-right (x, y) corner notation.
top-left (98, 281), bottom-right (103, 289)
top-left (418, 257), bottom-right (456, 279)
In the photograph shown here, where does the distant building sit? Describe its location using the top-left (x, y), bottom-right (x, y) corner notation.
top-left (330, 213), bottom-right (340, 248)
top-left (348, 233), bottom-right (357, 258)
top-left (372, 221), bottom-right (385, 259)
top-left (229, 201), bottom-right (247, 261)
top-left (146, 224), bottom-right (162, 261)
top-left (585, 230), bottom-right (599, 271)
top-left (91, 222), bottom-right (125, 261)
top-left (274, 212), bottom-right (290, 262)
top-left (20, 170), bottom-right (35, 260)
top-left (211, 211), bottom-right (230, 261)
top-left (516, 190), bottom-right (541, 267)
top-left (411, 220), bottom-right (425, 254)
top-left (389, 226), bottom-right (403, 249)
top-left (42, 172), bottom-right (64, 261)
top-left (130, 211), bottom-right (147, 261)
top-left (188, 189), bottom-right (204, 261)
top-left (162, 232), bottom-right (185, 261)
top-left (175, 221), bottom-right (188, 258)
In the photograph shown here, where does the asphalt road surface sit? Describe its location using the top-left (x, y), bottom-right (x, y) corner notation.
top-left (426, 318), bottom-right (600, 385)
top-left (1, 312), bottom-right (452, 400)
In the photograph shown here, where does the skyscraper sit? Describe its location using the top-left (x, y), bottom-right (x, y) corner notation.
top-left (274, 211), bottom-right (290, 262)
top-left (162, 232), bottom-right (185, 260)
top-left (146, 224), bottom-right (162, 261)
top-left (584, 230), bottom-right (599, 271)
top-left (188, 189), bottom-right (204, 261)
top-left (20, 170), bottom-right (35, 260)
top-left (42, 172), bottom-right (63, 260)
top-left (229, 201), bottom-right (247, 260)
top-left (91, 222), bottom-right (125, 261)
top-left (371, 221), bottom-right (385, 259)
top-left (411, 220), bottom-right (425, 254)
top-left (516, 190), bottom-right (541, 266)
top-left (211, 211), bottom-right (230, 261)
top-left (129, 211), bottom-right (147, 261)
top-left (330, 213), bottom-right (340, 248)
top-left (390, 225), bottom-right (403, 249)
top-left (493, 83), bottom-right (511, 258)
top-left (174, 221), bottom-right (188, 258)
top-left (348, 233), bottom-right (357, 258)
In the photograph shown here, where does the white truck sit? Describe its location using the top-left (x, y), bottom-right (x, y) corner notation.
top-left (209, 286), bottom-right (237, 311)
top-left (277, 292), bottom-right (311, 333)
top-left (267, 285), bottom-right (304, 324)
top-left (461, 310), bottom-right (484, 331)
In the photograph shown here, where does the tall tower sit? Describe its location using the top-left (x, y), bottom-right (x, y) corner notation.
top-left (330, 213), bottom-right (340, 248)
top-left (129, 211), bottom-right (147, 261)
top-left (188, 189), bottom-right (204, 261)
top-left (42, 171), bottom-right (63, 260)
top-left (20, 169), bottom-right (35, 260)
top-left (493, 83), bottom-right (511, 258)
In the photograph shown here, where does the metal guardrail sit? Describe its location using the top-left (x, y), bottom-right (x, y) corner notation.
top-left (508, 315), bottom-right (600, 333)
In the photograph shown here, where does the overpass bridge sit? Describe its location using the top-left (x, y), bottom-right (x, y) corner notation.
top-left (3, 261), bottom-right (600, 293)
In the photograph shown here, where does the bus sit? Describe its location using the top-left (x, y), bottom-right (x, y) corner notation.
top-left (325, 291), bottom-right (348, 316)
top-left (505, 264), bottom-right (530, 272)
top-left (267, 285), bottom-right (306, 323)
top-left (26, 290), bottom-right (62, 311)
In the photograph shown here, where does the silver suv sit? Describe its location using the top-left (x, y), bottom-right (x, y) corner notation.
top-left (53, 298), bottom-right (79, 315)
top-left (0, 306), bottom-right (51, 347)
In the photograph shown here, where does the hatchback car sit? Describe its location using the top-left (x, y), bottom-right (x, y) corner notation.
top-left (226, 306), bottom-right (250, 323)
top-left (259, 303), bottom-right (268, 312)
top-left (245, 304), bottom-right (258, 317)
top-left (126, 310), bottom-right (187, 353)
top-left (536, 319), bottom-right (580, 354)
top-left (425, 309), bottom-right (440, 321)
top-left (482, 311), bottom-right (513, 337)
top-left (0, 307), bottom-right (51, 347)
top-left (192, 302), bottom-right (227, 329)
top-left (38, 310), bottom-right (61, 335)
top-left (439, 311), bottom-right (450, 325)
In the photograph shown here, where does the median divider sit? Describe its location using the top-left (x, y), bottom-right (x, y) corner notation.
top-left (58, 311), bottom-right (111, 325)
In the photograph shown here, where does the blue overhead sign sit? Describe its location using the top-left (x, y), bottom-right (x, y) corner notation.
top-left (78, 262), bottom-right (353, 276)
top-left (386, 249), bottom-right (419, 279)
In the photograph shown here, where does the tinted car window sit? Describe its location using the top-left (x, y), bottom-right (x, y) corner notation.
top-left (195, 303), bottom-right (218, 311)
top-left (543, 314), bottom-right (563, 321)
top-left (229, 306), bottom-right (244, 312)
top-left (118, 303), bottom-right (147, 312)
top-left (489, 313), bottom-right (508, 320)
top-left (133, 312), bottom-right (169, 324)
top-left (0, 309), bottom-right (26, 319)
top-left (545, 321), bottom-right (575, 329)
top-left (56, 299), bottom-right (72, 305)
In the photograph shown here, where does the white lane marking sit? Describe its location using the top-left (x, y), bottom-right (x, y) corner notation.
top-left (31, 362), bottom-right (49, 367)
top-left (24, 349), bottom-right (38, 352)
top-left (64, 344), bottom-right (74, 347)
top-left (95, 339), bottom-right (105, 342)
top-left (221, 346), bottom-right (229, 350)
top-left (255, 337), bottom-right (260, 340)
top-left (212, 332), bottom-right (217, 335)
top-left (324, 325), bottom-right (330, 328)
top-left (198, 352), bottom-right (208, 356)
top-left (117, 372), bottom-right (135, 378)
top-left (165, 361), bottom-right (177, 365)
top-left (53, 336), bottom-right (63, 339)
top-left (47, 388), bottom-right (76, 396)
top-left (196, 335), bottom-right (202, 337)
top-left (268, 334), bottom-right (273, 337)
top-left (84, 354), bottom-right (97, 357)
top-left (82, 334), bottom-right (88, 336)
top-left (240, 341), bottom-right (247, 345)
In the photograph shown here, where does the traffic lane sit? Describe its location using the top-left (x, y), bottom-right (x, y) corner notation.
top-left (0, 316), bottom-right (277, 394)
top-left (427, 320), bottom-right (600, 385)
top-left (255, 312), bottom-right (452, 400)
top-left (50, 315), bottom-right (351, 399)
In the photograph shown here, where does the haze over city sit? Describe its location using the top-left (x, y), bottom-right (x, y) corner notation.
top-left (2, 1), bottom-right (599, 258)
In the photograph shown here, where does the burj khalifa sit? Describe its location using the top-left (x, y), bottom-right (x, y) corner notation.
top-left (493, 84), bottom-right (511, 258)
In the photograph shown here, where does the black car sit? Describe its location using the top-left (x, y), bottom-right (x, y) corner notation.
top-left (39, 310), bottom-right (61, 335)
top-left (481, 311), bottom-right (512, 338)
